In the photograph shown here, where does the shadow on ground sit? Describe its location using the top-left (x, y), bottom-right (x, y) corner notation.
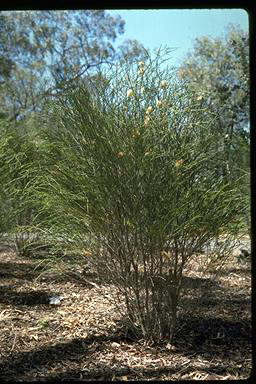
top-left (181, 275), bottom-right (220, 289)
top-left (0, 285), bottom-right (62, 307)
top-left (0, 256), bottom-right (99, 287)
top-left (0, 260), bottom-right (45, 281)
top-left (174, 315), bottom-right (251, 350)
top-left (207, 266), bottom-right (251, 276)
top-left (0, 250), bottom-right (251, 381)
top-left (0, 311), bottom-right (251, 381)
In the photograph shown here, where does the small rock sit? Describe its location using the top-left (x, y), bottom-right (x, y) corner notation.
top-left (49, 295), bottom-right (64, 305)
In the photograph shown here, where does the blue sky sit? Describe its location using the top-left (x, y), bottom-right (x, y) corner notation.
top-left (108, 9), bottom-right (249, 67)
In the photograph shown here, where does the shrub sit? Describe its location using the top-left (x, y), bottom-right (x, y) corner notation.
top-left (39, 49), bottom-right (246, 343)
top-left (0, 120), bottom-right (44, 255)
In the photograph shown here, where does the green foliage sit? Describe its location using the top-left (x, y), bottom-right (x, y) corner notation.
top-left (0, 119), bottom-right (45, 255)
top-left (37, 49), bottom-right (245, 343)
top-left (0, 10), bottom-right (146, 122)
top-left (179, 24), bottom-right (250, 233)
top-left (179, 24), bottom-right (249, 136)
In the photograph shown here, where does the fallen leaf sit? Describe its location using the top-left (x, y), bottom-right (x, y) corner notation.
top-left (111, 342), bottom-right (120, 348)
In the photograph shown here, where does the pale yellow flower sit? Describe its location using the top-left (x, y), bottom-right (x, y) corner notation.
top-left (82, 249), bottom-right (92, 256)
top-left (138, 67), bottom-right (145, 76)
top-left (117, 151), bottom-right (125, 158)
top-left (145, 106), bottom-right (154, 114)
top-left (127, 89), bottom-right (134, 97)
top-left (156, 99), bottom-right (163, 108)
top-left (197, 95), bottom-right (203, 101)
top-left (132, 129), bottom-right (140, 138)
top-left (160, 80), bottom-right (169, 89)
top-left (144, 116), bottom-right (150, 126)
top-left (138, 61), bottom-right (145, 67)
top-left (175, 159), bottom-right (184, 167)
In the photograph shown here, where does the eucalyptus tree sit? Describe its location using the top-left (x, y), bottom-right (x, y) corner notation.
top-left (178, 24), bottom-right (250, 234)
top-left (0, 10), bottom-right (146, 122)
top-left (179, 24), bottom-right (249, 139)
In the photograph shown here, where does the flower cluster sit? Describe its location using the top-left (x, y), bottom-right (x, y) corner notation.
top-left (138, 61), bottom-right (145, 76)
top-left (144, 116), bottom-right (150, 126)
top-left (160, 80), bottom-right (169, 89)
top-left (125, 62), bottom-right (171, 130)
top-left (175, 159), bottom-right (184, 167)
top-left (132, 129), bottom-right (140, 138)
top-left (127, 89), bottom-right (134, 97)
top-left (121, 64), bottom-right (186, 172)
top-left (145, 106), bottom-right (154, 114)
top-left (117, 151), bottom-right (125, 158)
top-left (156, 98), bottom-right (168, 108)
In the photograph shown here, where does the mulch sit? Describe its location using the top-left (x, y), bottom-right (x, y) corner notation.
top-left (0, 243), bottom-right (252, 381)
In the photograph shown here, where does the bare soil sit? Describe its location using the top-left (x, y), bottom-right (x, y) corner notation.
top-left (0, 244), bottom-right (251, 381)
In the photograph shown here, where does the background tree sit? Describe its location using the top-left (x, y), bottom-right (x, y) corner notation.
top-left (178, 24), bottom-right (250, 234)
top-left (0, 10), bottom-right (146, 122)
top-left (178, 24), bottom-right (249, 137)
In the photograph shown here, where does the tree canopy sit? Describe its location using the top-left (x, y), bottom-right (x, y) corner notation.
top-left (0, 10), bottom-right (146, 121)
top-left (178, 24), bottom-right (249, 186)
top-left (179, 24), bottom-right (249, 138)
